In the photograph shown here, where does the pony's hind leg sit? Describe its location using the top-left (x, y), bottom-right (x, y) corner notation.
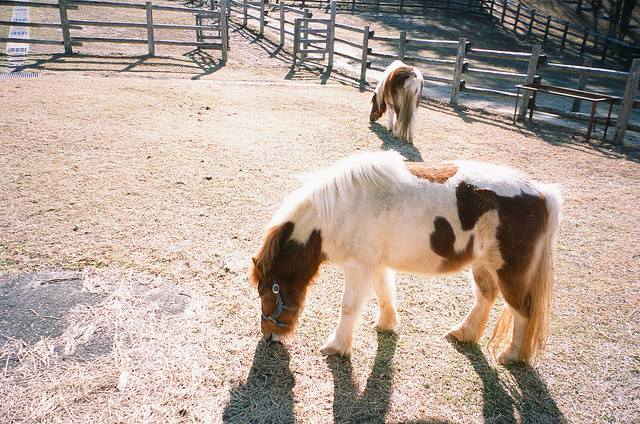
top-left (321, 260), bottom-right (373, 356)
top-left (372, 267), bottom-right (397, 332)
top-left (495, 307), bottom-right (527, 364)
top-left (446, 264), bottom-right (499, 344)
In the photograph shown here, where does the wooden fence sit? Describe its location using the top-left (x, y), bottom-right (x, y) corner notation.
top-left (0, 0), bottom-right (229, 58)
top-left (279, 0), bottom-right (639, 68)
top-left (230, 0), bottom-right (640, 144)
top-left (479, 0), bottom-right (638, 68)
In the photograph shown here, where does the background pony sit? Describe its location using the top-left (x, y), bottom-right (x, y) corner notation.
top-left (251, 151), bottom-right (562, 366)
top-left (370, 60), bottom-right (424, 143)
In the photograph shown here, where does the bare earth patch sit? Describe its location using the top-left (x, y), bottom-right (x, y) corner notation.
top-left (1, 9), bottom-right (639, 424)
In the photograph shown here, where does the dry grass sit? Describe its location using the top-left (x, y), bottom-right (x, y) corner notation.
top-left (1, 5), bottom-right (640, 424)
top-left (1, 71), bottom-right (639, 423)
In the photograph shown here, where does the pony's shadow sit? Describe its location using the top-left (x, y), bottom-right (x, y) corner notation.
top-left (451, 341), bottom-right (567, 424)
top-left (327, 331), bottom-right (398, 423)
top-left (223, 338), bottom-right (296, 423)
top-left (328, 331), bottom-right (454, 424)
top-left (370, 121), bottom-right (424, 162)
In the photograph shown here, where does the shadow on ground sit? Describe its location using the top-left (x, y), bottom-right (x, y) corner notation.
top-left (223, 339), bottom-right (296, 423)
top-left (452, 341), bottom-right (567, 424)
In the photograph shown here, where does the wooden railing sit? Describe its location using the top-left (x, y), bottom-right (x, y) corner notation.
top-left (0, 0), bottom-right (229, 58)
top-left (278, 0), bottom-right (638, 69)
top-left (231, 0), bottom-right (639, 144)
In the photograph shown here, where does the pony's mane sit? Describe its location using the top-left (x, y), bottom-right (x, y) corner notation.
top-left (269, 151), bottom-right (409, 226)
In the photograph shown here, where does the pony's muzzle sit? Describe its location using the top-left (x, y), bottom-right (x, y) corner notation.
top-left (267, 332), bottom-right (281, 342)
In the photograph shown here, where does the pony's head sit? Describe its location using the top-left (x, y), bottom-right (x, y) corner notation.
top-left (251, 221), bottom-right (325, 341)
top-left (369, 91), bottom-right (386, 122)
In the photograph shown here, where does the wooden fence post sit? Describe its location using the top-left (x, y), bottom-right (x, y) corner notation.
top-left (145, 1), bottom-right (155, 56)
top-left (451, 37), bottom-right (467, 105)
top-left (293, 18), bottom-right (300, 66)
top-left (528, 9), bottom-right (535, 37)
top-left (580, 29), bottom-right (588, 57)
top-left (242, 0), bottom-right (247, 27)
top-left (259, 0), bottom-right (265, 36)
top-left (327, 1), bottom-right (336, 70)
top-left (279, 3), bottom-right (285, 47)
top-left (612, 58), bottom-right (640, 145)
top-left (517, 44), bottom-right (542, 119)
top-left (571, 57), bottom-right (591, 112)
top-left (398, 31), bottom-right (406, 61)
top-left (58, 0), bottom-right (72, 54)
top-left (500, 0), bottom-right (507, 24)
top-left (302, 8), bottom-right (311, 60)
top-left (513, 3), bottom-right (521, 32)
top-left (543, 15), bottom-right (551, 44)
top-left (360, 25), bottom-right (370, 81)
top-left (221, 0), bottom-right (228, 62)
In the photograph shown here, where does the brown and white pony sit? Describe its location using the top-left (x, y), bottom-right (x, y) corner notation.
top-left (251, 151), bottom-right (562, 366)
top-left (370, 60), bottom-right (424, 143)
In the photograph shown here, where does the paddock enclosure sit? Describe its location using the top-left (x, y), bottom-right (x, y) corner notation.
top-left (2, 0), bottom-right (640, 144)
top-left (1, 2), bottom-right (640, 424)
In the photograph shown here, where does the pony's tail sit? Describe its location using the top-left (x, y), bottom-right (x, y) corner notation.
top-left (397, 79), bottom-right (421, 142)
top-left (491, 184), bottom-right (562, 366)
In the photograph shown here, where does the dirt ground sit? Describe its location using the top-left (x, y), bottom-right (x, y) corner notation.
top-left (1, 6), bottom-right (639, 424)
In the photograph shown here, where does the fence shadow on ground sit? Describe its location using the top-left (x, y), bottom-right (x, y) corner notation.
top-left (451, 341), bottom-right (567, 424)
top-left (513, 119), bottom-right (640, 164)
top-left (11, 52), bottom-right (225, 79)
top-left (223, 338), bottom-right (296, 423)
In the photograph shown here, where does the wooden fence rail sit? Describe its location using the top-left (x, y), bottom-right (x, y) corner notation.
top-left (278, 0), bottom-right (638, 68)
top-left (0, 0), bottom-right (228, 58)
top-left (231, 0), bottom-right (639, 144)
top-left (479, 0), bottom-right (636, 68)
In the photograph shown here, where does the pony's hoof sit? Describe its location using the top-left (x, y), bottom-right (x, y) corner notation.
top-left (374, 323), bottom-right (396, 333)
top-left (444, 331), bottom-right (461, 344)
top-left (496, 346), bottom-right (522, 365)
top-left (320, 345), bottom-right (341, 356)
top-left (320, 342), bottom-right (350, 356)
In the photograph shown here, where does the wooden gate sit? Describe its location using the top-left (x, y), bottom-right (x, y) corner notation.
top-left (292, 2), bottom-right (336, 68)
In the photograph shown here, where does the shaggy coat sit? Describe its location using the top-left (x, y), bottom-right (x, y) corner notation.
top-left (252, 151), bottom-right (562, 365)
top-left (370, 60), bottom-right (424, 143)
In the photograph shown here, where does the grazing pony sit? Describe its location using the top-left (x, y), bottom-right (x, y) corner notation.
top-left (251, 151), bottom-right (562, 365)
top-left (370, 60), bottom-right (424, 143)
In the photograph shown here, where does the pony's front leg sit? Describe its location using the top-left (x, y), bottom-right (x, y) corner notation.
top-left (321, 261), bottom-right (372, 356)
top-left (386, 103), bottom-right (396, 133)
top-left (372, 267), bottom-right (397, 332)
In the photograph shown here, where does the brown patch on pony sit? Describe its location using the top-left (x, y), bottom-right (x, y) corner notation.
top-left (429, 216), bottom-right (475, 273)
top-left (494, 191), bottom-right (549, 316)
top-left (406, 162), bottom-right (459, 183)
top-left (383, 66), bottom-right (418, 115)
top-left (455, 182), bottom-right (498, 231)
top-left (453, 181), bottom-right (549, 316)
top-left (370, 92), bottom-right (386, 121)
top-left (251, 222), bottom-right (326, 337)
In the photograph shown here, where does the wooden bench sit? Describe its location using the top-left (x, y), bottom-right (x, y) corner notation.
top-left (513, 83), bottom-right (618, 142)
